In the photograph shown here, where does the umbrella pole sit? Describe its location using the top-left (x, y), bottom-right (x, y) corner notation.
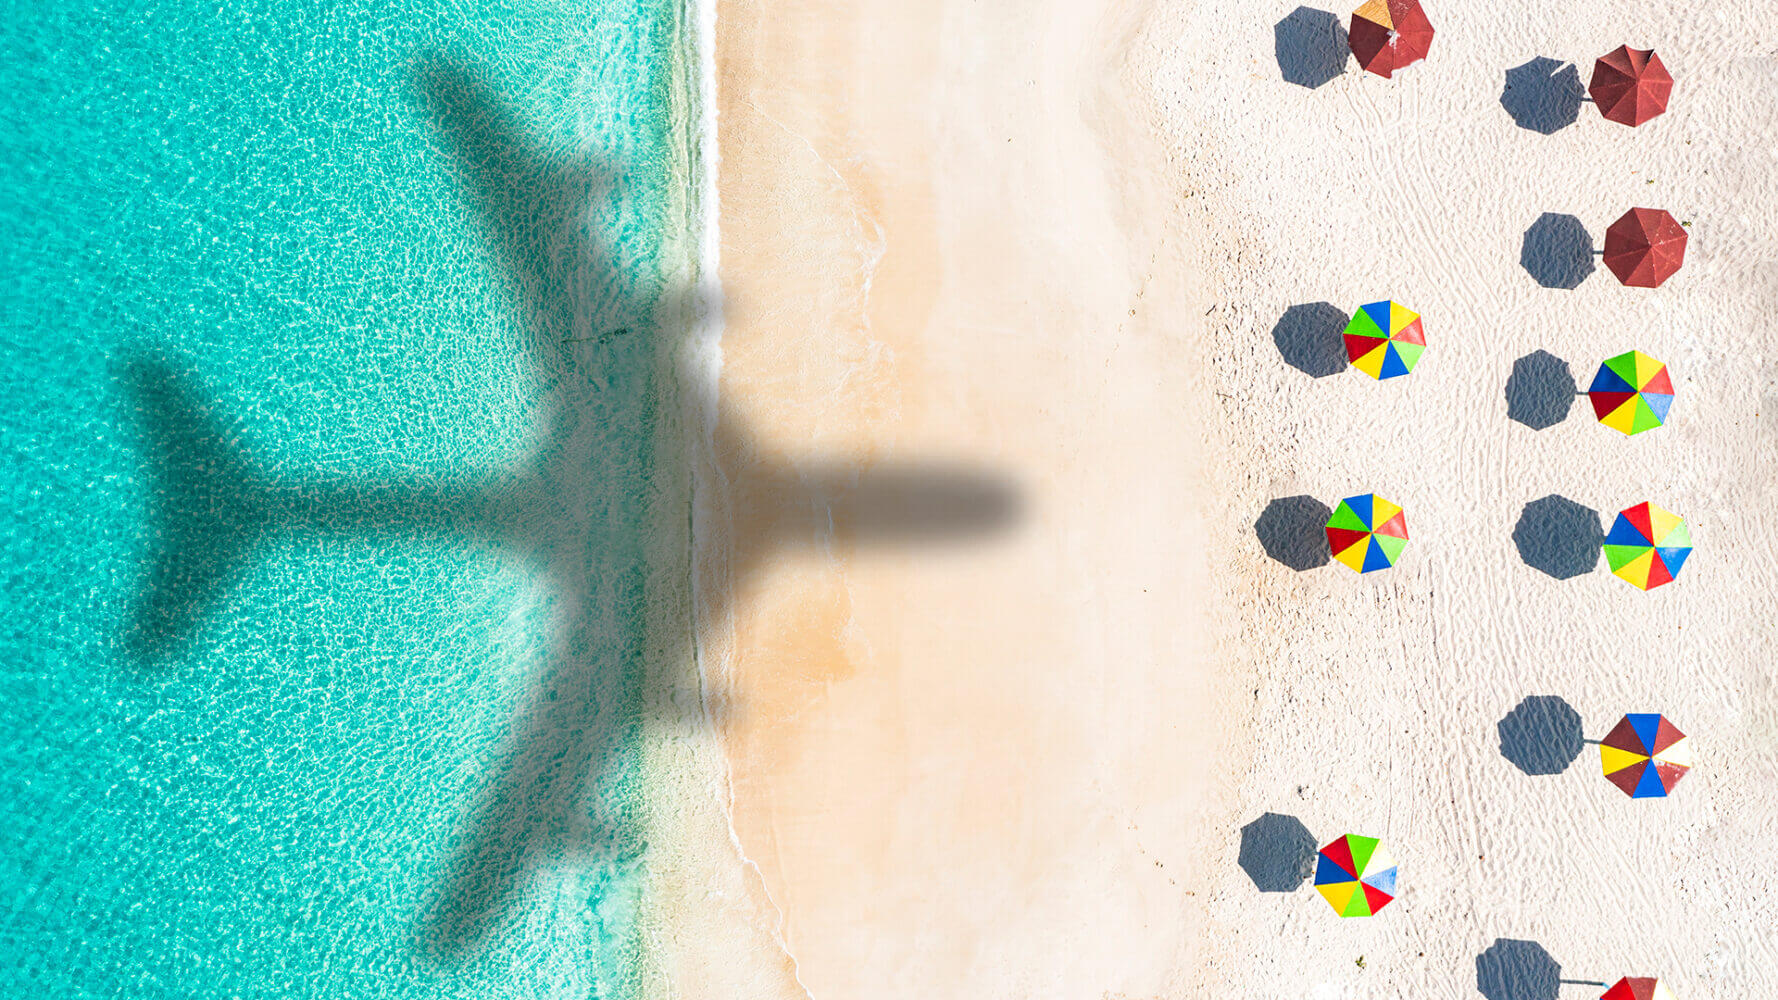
top-left (1559, 979), bottom-right (1608, 987)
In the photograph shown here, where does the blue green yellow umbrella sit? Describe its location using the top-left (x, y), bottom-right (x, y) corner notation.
top-left (1588, 350), bottom-right (1674, 435)
top-left (1342, 301), bottom-right (1425, 379)
top-left (1324, 494), bottom-right (1408, 573)
top-left (1604, 502), bottom-right (1691, 590)
top-left (1314, 834), bottom-right (1397, 916)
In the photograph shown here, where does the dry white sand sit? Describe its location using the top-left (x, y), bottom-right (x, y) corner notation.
top-left (644, 0), bottom-right (1778, 997)
top-left (1139, 0), bottom-right (1778, 994)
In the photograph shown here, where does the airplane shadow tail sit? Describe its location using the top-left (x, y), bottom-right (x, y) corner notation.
top-left (117, 352), bottom-right (268, 658)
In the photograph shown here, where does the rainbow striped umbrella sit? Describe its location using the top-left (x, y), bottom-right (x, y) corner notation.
top-left (1313, 834), bottom-right (1397, 916)
top-left (1588, 350), bottom-right (1674, 435)
top-left (1602, 977), bottom-right (1677, 1000)
top-left (1342, 301), bottom-right (1425, 380)
top-left (1601, 714), bottom-right (1691, 799)
top-left (1604, 502), bottom-right (1691, 590)
top-left (1325, 494), bottom-right (1408, 573)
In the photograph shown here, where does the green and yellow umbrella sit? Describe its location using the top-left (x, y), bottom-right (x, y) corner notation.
top-left (1604, 502), bottom-right (1691, 590)
top-left (1588, 350), bottom-right (1674, 435)
top-left (1325, 494), bottom-right (1408, 573)
top-left (1314, 834), bottom-right (1397, 916)
top-left (1342, 300), bottom-right (1425, 379)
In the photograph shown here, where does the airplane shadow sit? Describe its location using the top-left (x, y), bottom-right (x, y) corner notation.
top-left (117, 55), bottom-right (1021, 960)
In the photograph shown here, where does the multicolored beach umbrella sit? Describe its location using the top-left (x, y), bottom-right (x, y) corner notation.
top-left (1604, 502), bottom-right (1691, 590)
top-left (1314, 834), bottom-right (1397, 917)
top-left (1601, 714), bottom-right (1692, 799)
top-left (1325, 494), bottom-right (1408, 573)
top-left (1588, 350), bottom-right (1674, 435)
top-left (1342, 301), bottom-right (1425, 380)
top-left (1601, 977), bottom-right (1678, 1000)
top-left (1347, 0), bottom-right (1435, 79)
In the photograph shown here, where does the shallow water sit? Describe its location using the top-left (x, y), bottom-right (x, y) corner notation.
top-left (1, 2), bottom-right (692, 995)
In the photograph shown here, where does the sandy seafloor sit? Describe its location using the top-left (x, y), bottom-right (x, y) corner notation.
top-left (642, 0), bottom-right (1778, 997)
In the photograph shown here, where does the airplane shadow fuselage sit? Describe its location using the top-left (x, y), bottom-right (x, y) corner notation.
top-left (122, 56), bottom-right (1019, 959)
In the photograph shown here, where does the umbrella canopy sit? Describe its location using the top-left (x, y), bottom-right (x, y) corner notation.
top-left (1604, 502), bottom-right (1691, 590)
top-left (1590, 46), bottom-right (1673, 126)
top-left (1602, 978), bottom-right (1678, 1000)
top-left (1603, 208), bottom-right (1687, 287)
top-left (1314, 834), bottom-right (1397, 916)
top-left (1348, 0), bottom-right (1435, 78)
top-left (1343, 300), bottom-right (1425, 379)
top-left (1601, 714), bottom-right (1691, 798)
top-left (1326, 493), bottom-right (1408, 573)
top-left (1588, 350), bottom-right (1674, 435)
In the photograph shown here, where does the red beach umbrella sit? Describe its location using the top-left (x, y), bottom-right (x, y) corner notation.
top-left (1348, 0), bottom-right (1434, 79)
top-left (1602, 208), bottom-right (1687, 288)
top-left (1590, 46), bottom-right (1673, 126)
top-left (1601, 977), bottom-right (1677, 1000)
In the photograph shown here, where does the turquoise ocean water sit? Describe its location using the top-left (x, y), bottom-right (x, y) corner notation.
top-left (2, 1), bottom-right (696, 995)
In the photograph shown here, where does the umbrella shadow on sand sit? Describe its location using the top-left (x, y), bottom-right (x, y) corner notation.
top-left (1505, 350), bottom-right (1578, 430)
top-left (1478, 939), bottom-right (1561, 1000)
top-left (1513, 495), bottom-right (1603, 580)
top-left (1500, 58), bottom-right (1587, 134)
top-left (117, 55), bottom-right (1021, 961)
top-left (1521, 213), bottom-right (1596, 289)
top-left (1498, 696), bottom-right (1585, 776)
top-left (1255, 495), bottom-right (1334, 571)
top-left (1477, 939), bottom-right (1607, 999)
top-left (1237, 812), bottom-right (1319, 892)
top-left (1271, 302), bottom-right (1351, 378)
top-left (1274, 7), bottom-right (1349, 89)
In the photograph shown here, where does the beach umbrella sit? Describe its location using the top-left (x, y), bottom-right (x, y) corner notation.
top-left (1314, 834), bottom-right (1397, 916)
top-left (1348, 0), bottom-right (1434, 79)
top-left (1601, 714), bottom-right (1692, 799)
top-left (1326, 494), bottom-right (1408, 573)
top-left (1604, 501), bottom-right (1691, 590)
top-left (1588, 350), bottom-right (1674, 435)
top-left (1601, 977), bottom-right (1678, 1000)
top-left (1603, 208), bottom-right (1687, 288)
top-left (1343, 300), bottom-right (1425, 379)
top-left (1590, 46), bottom-right (1673, 126)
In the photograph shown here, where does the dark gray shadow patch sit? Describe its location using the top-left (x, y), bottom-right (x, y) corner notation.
top-left (1505, 350), bottom-right (1577, 430)
top-left (1274, 8), bottom-right (1349, 89)
top-left (1498, 696), bottom-right (1584, 775)
top-left (1513, 495), bottom-right (1602, 580)
top-left (1272, 302), bottom-right (1351, 378)
top-left (1501, 58), bottom-right (1585, 134)
top-left (1521, 213), bottom-right (1595, 289)
top-left (1477, 938), bottom-right (1560, 1000)
top-left (1238, 812), bottom-right (1318, 892)
top-left (1255, 496), bottom-right (1333, 571)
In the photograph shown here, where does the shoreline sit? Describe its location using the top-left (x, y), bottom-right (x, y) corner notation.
top-left (651, 0), bottom-right (1244, 995)
top-left (637, 0), bottom-right (813, 995)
